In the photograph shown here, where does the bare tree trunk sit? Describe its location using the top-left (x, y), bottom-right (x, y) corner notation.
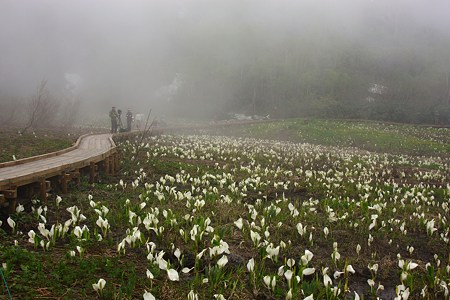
top-left (20, 79), bottom-right (61, 133)
top-left (21, 80), bottom-right (48, 134)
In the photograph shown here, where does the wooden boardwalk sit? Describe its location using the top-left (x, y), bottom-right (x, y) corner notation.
top-left (0, 133), bottom-right (118, 212)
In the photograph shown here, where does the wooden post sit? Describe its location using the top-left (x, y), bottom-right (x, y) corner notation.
top-left (60, 172), bottom-right (67, 193)
top-left (105, 157), bottom-right (110, 175)
top-left (4, 189), bottom-right (18, 214)
top-left (60, 172), bottom-right (72, 193)
top-left (39, 179), bottom-right (48, 203)
top-left (89, 162), bottom-right (97, 184)
top-left (109, 154), bottom-right (116, 176)
top-left (114, 153), bottom-right (119, 175)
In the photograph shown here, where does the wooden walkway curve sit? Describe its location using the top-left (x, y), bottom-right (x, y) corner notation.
top-left (0, 133), bottom-right (118, 213)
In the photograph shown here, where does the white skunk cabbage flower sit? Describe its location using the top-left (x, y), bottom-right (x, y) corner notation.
top-left (92, 278), bottom-right (106, 293)
top-left (167, 268), bottom-right (179, 281)
top-left (143, 290), bottom-right (156, 300)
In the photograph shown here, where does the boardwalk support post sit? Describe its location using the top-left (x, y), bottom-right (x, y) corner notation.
top-left (104, 157), bottom-right (110, 175)
top-left (39, 179), bottom-right (51, 203)
top-left (110, 155), bottom-right (115, 175)
top-left (3, 189), bottom-right (18, 214)
top-left (60, 172), bottom-right (72, 193)
top-left (89, 162), bottom-right (98, 184)
top-left (114, 153), bottom-right (119, 175)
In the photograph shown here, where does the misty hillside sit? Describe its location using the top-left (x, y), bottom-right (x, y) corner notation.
top-left (1, 0), bottom-right (450, 125)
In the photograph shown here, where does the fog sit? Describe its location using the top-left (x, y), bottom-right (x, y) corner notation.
top-left (1, 0), bottom-right (450, 124)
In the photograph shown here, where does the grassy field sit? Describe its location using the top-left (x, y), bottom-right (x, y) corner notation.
top-left (0, 119), bottom-right (449, 299)
top-left (0, 128), bottom-right (78, 163)
top-left (199, 119), bottom-right (450, 157)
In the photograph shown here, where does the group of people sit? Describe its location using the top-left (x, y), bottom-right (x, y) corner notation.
top-left (109, 106), bottom-right (133, 133)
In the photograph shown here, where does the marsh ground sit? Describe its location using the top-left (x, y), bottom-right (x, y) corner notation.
top-left (0, 119), bottom-right (449, 299)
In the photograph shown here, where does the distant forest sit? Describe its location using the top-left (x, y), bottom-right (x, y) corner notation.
top-left (161, 1), bottom-right (450, 124)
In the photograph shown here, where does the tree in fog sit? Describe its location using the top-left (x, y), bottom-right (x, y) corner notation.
top-left (21, 80), bottom-right (60, 133)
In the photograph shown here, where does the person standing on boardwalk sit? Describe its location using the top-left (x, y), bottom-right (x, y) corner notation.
top-left (109, 106), bottom-right (119, 133)
top-left (126, 109), bottom-right (133, 132)
top-left (117, 109), bottom-right (124, 131)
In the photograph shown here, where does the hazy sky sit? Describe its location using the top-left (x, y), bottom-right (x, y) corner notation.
top-left (1, 0), bottom-right (450, 117)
